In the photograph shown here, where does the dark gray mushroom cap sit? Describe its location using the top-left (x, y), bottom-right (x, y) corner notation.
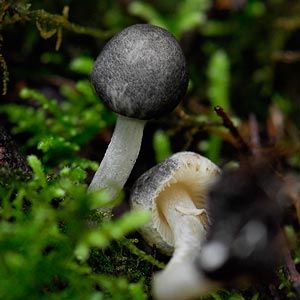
top-left (130, 152), bottom-right (221, 255)
top-left (90, 24), bottom-right (188, 120)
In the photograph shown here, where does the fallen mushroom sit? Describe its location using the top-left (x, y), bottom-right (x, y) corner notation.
top-left (130, 151), bottom-right (221, 300)
top-left (88, 24), bottom-right (188, 201)
top-left (149, 161), bottom-right (284, 300)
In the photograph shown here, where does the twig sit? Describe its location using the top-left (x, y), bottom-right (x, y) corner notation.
top-left (269, 282), bottom-right (281, 300)
top-left (272, 51), bottom-right (300, 63)
top-left (249, 113), bottom-right (262, 157)
top-left (175, 107), bottom-right (223, 128)
top-left (121, 239), bottom-right (165, 269)
top-left (284, 248), bottom-right (300, 300)
top-left (276, 17), bottom-right (300, 31)
top-left (167, 107), bottom-right (222, 138)
top-left (2, 2), bottom-right (114, 39)
top-left (13, 5), bottom-right (115, 39)
top-left (214, 105), bottom-right (250, 153)
top-left (288, 191), bottom-right (300, 227)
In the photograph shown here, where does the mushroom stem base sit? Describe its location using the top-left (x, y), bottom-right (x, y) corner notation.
top-left (154, 186), bottom-right (213, 300)
top-left (153, 262), bottom-right (218, 300)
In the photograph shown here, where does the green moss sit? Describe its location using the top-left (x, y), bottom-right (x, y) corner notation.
top-left (0, 153), bottom-right (156, 299)
top-left (0, 84), bottom-right (158, 299)
top-left (2, 1), bottom-right (300, 299)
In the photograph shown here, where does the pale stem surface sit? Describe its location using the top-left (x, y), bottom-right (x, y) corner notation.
top-left (88, 115), bottom-right (146, 201)
top-left (153, 186), bottom-right (209, 300)
top-left (159, 185), bottom-right (206, 267)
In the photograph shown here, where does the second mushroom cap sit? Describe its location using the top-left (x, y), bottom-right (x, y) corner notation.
top-left (130, 151), bottom-right (221, 255)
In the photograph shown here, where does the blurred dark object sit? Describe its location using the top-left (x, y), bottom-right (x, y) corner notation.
top-left (197, 161), bottom-right (284, 286)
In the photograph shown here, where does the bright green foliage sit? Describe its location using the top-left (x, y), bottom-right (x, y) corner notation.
top-left (1, 79), bottom-right (116, 169)
top-left (0, 73), bottom-right (160, 299)
top-left (207, 50), bottom-right (230, 111)
top-left (0, 154), bottom-right (155, 300)
top-left (128, 0), bottom-right (211, 38)
top-left (75, 209), bottom-right (151, 260)
top-left (70, 56), bottom-right (95, 75)
top-left (205, 50), bottom-right (231, 164)
top-left (2, 1), bottom-right (299, 299)
top-left (153, 130), bottom-right (172, 163)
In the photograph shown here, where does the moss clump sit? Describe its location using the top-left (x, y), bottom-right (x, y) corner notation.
top-left (0, 84), bottom-right (161, 299)
top-left (0, 153), bottom-right (156, 300)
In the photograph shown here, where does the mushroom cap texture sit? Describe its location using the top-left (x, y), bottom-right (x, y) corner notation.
top-left (90, 24), bottom-right (188, 120)
top-left (130, 151), bottom-right (221, 255)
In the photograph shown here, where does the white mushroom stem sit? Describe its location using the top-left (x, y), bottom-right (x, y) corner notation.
top-left (153, 185), bottom-right (212, 300)
top-left (159, 184), bottom-right (207, 267)
top-left (153, 259), bottom-right (218, 300)
top-left (88, 115), bottom-right (146, 201)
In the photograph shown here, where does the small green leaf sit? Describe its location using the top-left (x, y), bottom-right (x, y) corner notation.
top-left (251, 292), bottom-right (259, 300)
top-left (38, 136), bottom-right (79, 153)
top-left (153, 130), bottom-right (172, 162)
top-left (74, 242), bottom-right (90, 261)
top-left (60, 166), bottom-right (87, 182)
top-left (70, 56), bottom-right (94, 75)
top-left (19, 88), bottom-right (61, 116)
top-left (27, 155), bottom-right (47, 187)
top-left (128, 1), bottom-right (167, 30)
top-left (228, 292), bottom-right (245, 300)
top-left (207, 49), bottom-right (230, 110)
top-left (211, 293), bottom-right (223, 300)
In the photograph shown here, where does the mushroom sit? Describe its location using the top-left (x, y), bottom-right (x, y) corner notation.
top-left (130, 151), bottom-right (221, 300)
top-left (146, 161), bottom-right (284, 300)
top-left (88, 24), bottom-right (188, 200)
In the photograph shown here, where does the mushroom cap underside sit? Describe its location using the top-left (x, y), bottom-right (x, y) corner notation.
top-left (90, 24), bottom-right (188, 120)
top-left (130, 151), bottom-right (221, 255)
